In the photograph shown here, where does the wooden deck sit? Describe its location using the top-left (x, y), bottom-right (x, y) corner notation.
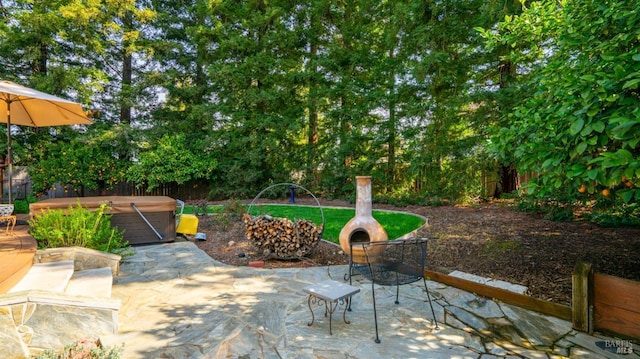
top-left (0, 218), bottom-right (37, 294)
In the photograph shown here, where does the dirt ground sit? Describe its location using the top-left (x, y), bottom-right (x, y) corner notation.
top-left (192, 199), bottom-right (640, 306)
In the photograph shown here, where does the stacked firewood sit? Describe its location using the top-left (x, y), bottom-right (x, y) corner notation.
top-left (243, 214), bottom-right (323, 258)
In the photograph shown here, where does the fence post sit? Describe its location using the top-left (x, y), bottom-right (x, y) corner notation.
top-left (572, 261), bottom-right (593, 332)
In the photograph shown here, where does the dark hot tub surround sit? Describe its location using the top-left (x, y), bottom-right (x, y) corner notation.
top-left (30, 196), bottom-right (177, 245)
top-left (338, 176), bottom-right (388, 263)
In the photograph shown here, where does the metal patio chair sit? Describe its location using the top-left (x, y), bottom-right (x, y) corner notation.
top-left (0, 204), bottom-right (16, 235)
top-left (350, 238), bottom-right (439, 343)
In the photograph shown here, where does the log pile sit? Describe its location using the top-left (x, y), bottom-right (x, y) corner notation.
top-left (243, 214), bottom-right (323, 258)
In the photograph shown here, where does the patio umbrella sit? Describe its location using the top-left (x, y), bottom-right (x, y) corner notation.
top-left (0, 80), bottom-right (93, 204)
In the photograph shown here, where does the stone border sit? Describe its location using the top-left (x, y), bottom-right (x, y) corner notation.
top-left (34, 246), bottom-right (121, 276)
top-left (1, 246), bottom-right (122, 358)
top-left (0, 291), bottom-right (120, 358)
top-left (0, 290), bottom-right (121, 310)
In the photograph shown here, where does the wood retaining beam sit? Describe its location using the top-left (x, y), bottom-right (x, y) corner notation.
top-left (424, 269), bottom-right (572, 321)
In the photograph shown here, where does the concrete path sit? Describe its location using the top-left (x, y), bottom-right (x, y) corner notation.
top-left (102, 242), bottom-right (638, 359)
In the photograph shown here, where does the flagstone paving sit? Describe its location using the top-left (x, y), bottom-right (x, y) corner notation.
top-left (102, 242), bottom-right (638, 358)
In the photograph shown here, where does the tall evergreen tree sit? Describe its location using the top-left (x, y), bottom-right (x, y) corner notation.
top-left (1, 0), bottom-right (550, 204)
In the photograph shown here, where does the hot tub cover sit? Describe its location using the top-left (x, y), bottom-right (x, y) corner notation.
top-left (30, 196), bottom-right (177, 216)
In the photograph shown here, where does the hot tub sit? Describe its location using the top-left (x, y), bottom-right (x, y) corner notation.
top-left (30, 196), bottom-right (177, 245)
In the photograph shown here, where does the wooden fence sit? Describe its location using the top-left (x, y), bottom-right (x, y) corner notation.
top-left (573, 262), bottom-right (640, 340)
top-left (1, 166), bottom-right (213, 201)
top-left (44, 180), bottom-right (212, 201)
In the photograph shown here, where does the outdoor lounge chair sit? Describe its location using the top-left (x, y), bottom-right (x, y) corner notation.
top-left (349, 238), bottom-right (439, 343)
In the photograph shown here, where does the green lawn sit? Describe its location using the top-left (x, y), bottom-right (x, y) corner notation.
top-left (185, 204), bottom-right (425, 244)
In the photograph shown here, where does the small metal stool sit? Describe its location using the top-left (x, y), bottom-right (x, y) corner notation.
top-left (303, 279), bottom-right (360, 335)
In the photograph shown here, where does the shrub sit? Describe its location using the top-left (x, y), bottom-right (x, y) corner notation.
top-left (12, 195), bottom-right (38, 214)
top-left (584, 203), bottom-right (640, 228)
top-left (29, 202), bottom-right (129, 255)
top-left (208, 199), bottom-right (246, 230)
top-left (34, 338), bottom-right (123, 359)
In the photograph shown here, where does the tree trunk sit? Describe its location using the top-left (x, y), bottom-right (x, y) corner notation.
top-left (306, 38), bottom-right (320, 185)
top-left (386, 48), bottom-right (397, 192)
top-left (120, 50), bottom-right (132, 125)
top-left (497, 163), bottom-right (519, 197)
top-left (495, 59), bottom-right (519, 197)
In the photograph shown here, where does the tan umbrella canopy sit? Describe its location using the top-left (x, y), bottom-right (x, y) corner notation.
top-left (0, 80), bottom-right (93, 203)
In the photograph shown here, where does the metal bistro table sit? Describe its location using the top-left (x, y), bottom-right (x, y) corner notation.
top-left (303, 279), bottom-right (360, 335)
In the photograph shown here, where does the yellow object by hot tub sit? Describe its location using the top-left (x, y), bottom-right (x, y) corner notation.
top-left (177, 214), bottom-right (199, 235)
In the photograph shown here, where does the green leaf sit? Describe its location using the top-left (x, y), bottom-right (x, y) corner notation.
top-left (569, 119), bottom-right (584, 135)
top-left (618, 149), bottom-right (634, 162)
top-left (625, 167), bottom-right (636, 180)
top-left (580, 74), bottom-right (596, 81)
top-left (622, 78), bottom-right (640, 89)
top-left (592, 121), bottom-right (605, 133)
top-left (567, 163), bottom-right (586, 178)
top-left (620, 189), bottom-right (634, 203)
top-left (554, 178), bottom-right (563, 188)
top-left (576, 141), bottom-right (588, 154)
top-left (581, 124), bottom-right (593, 136)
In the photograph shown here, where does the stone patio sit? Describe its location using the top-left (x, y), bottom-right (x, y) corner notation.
top-left (99, 241), bottom-right (637, 359)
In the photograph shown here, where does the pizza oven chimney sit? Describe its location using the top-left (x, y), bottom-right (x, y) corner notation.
top-left (339, 176), bottom-right (388, 263)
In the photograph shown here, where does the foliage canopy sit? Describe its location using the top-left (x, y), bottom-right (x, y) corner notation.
top-left (481, 0), bottom-right (640, 207)
top-left (1, 0), bottom-right (639, 222)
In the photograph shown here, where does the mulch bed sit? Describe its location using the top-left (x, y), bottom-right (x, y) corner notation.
top-left (192, 199), bottom-right (640, 306)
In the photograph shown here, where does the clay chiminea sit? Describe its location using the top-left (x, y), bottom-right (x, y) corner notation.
top-left (338, 176), bottom-right (388, 263)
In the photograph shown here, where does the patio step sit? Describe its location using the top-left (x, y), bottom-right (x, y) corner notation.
top-left (8, 261), bottom-right (75, 293)
top-left (8, 260), bottom-right (114, 298)
top-left (65, 267), bottom-right (114, 298)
